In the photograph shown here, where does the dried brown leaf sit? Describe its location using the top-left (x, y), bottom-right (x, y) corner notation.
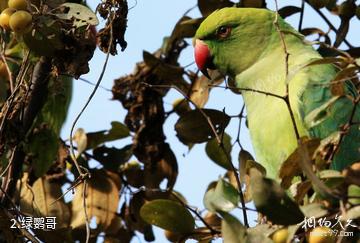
top-left (70, 169), bottom-right (121, 234)
top-left (278, 6), bottom-right (301, 18)
top-left (290, 180), bottom-right (312, 203)
top-left (280, 137), bottom-right (320, 189)
top-left (198, 0), bottom-right (234, 16)
top-left (189, 75), bottom-right (210, 108)
top-left (331, 66), bottom-right (358, 96)
top-left (17, 174), bottom-right (71, 228)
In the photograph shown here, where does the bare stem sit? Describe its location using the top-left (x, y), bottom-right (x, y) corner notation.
top-left (298, 0), bottom-right (305, 31)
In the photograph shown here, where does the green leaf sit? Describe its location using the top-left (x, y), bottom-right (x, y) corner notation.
top-left (175, 109), bottom-right (230, 144)
top-left (319, 170), bottom-right (344, 189)
top-left (203, 178), bottom-right (239, 212)
top-left (250, 169), bottom-right (304, 225)
top-left (247, 224), bottom-right (277, 241)
top-left (23, 16), bottom-right (64, 57)
top-left (304, 96), bottom-right (341, 128)
top-left (140, 199), bottom-right (195, 233)
top-left (205, 133), bottom-right (232, 170)
top-left (300, 203), bottom-right (328, 218)
top-left (219, 212), bottom-right (246, 243)
top-left (86, 121), bottom-right (130, 149)
top-left (56, 3), bottom-right (99, 27)
top-left (344, 205), bottom-right (360, 220)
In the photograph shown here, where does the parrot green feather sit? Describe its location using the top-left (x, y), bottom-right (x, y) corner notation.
top-left (195, 8), bottom-right (359, 178)
top-left (30, 75), bottom-right (72, 177)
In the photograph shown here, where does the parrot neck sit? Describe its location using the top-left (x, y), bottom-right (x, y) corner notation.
top-left (235, 33), bottom-right (320, 96)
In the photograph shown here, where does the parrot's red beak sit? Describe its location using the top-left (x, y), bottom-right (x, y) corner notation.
top-left (194, 39), bottom-right (213, 79)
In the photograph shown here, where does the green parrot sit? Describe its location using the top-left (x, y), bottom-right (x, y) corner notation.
top-left (27, 74), bottom-right (72, 177)
top-left (194, 7), bottom-right (359, 178)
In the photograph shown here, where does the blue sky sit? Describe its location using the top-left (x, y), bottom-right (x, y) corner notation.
top-left (60, 1), bottom-right (359, 242)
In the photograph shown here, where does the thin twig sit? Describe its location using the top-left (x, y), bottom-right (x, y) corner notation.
top-left (0, 54), bottom-right (13, 92)
top-left (209, 84), bottom-right (286, 100)
top-left (183, 3), bottom-right (198, 16)
top-left (0, 146), bottom-right (15, 201)
top-left (306, 1), bottom-right (353, 48)
top-left (234, 104), bottom-right (245, 148)
top-left (68, 14), bottom-right (114, 243)
top-left (298, 0), bottom-right (305, 32)
top-left (69, 33), bottom-right (112, 177)
top-left (0, 50), bottom-right (31, 134)
top-left (83, 181), bottom-right (90, 243)
top-left (221, 140), bottom-right (249, 227)
top-left (60, 73), bottom-right (112, 92)
top-left (273, 3), bottom-right (290, 79)
top-left (0, 148), bottom-right (14, 177)
top-left (216, 112), bottom-right (249, 227)
top-left (274, 0), bottom-right (299, 138)
top-left (49, 176), bottom-right (86, 206)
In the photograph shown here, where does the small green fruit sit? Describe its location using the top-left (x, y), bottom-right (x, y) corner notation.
top-left (9, 10), bottom-right (32, 34)
top-left (8, 0), bottom-right (28, 11)
top-left (0, 7), bottom-right (16, 30)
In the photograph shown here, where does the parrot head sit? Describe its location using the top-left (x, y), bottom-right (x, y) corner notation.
top-left (194, 7), bottom-right (275, 79)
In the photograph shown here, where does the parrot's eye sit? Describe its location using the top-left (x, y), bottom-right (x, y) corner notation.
top-left (216, 26), bottom-right (232, 39)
